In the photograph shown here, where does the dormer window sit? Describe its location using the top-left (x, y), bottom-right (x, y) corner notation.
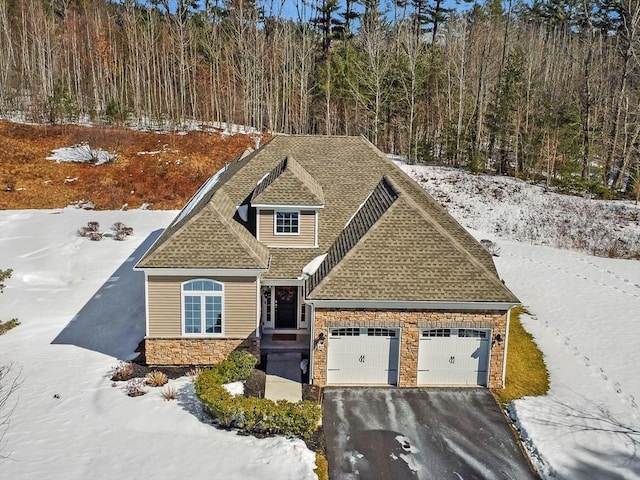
top-left (275, 211), bottom-right (300, 235)
top-left (251, 156), bottom-right (324, 248)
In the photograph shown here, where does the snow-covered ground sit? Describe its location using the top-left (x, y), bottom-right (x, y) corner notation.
top-left (0, 209), bottom-right (316, 480)
top-left (400, 164), bottom-right (640, 479)
top-left (401, 164), bottom-right (640, 259)
top-left (1, 163), bottom-right (639, 479)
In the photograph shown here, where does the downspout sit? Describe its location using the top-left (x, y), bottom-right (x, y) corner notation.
top-left (144, 271), bottom-right (150, 338)
top-left (306, 298), bottom-right (315, 386)
top-left (502, 308), bottom-right (512, 388)
top-left (256, 276), bottom-right (261, 339)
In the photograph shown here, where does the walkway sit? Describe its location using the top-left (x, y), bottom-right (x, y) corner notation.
top-left (264, 352), bottom-right (302, 402)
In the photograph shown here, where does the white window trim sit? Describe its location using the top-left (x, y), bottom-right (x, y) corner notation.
top-left (274, 210), bottom-right (301, 236)
top-left (181, 279), bottom-right (224, 336)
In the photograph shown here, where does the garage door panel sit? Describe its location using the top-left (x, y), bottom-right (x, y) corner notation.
top-left (417, 329), bottom-right (490, 386)
top-left (327, 328), bottom-right (399, 385)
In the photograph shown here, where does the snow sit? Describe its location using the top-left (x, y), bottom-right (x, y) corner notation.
top-left (47, 144), bottom-right (116, 165)
top-left (399, 163), bottom-right (640, 259)
top-left (2, 161), bottom-right (640, 478)
top-left (302, 254), bottom-right (327, 277)
top-left (223, 381), bottom-right (245, 397)
top-left (237, 204), bottom-right (249, 222)
top-left (0, 209), bottom-right (317, 480)
top-left (172, 165), bottom-right (226, 225)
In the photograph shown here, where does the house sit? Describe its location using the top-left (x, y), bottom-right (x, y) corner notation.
top-left (134, 136), bottom-right (519, 388)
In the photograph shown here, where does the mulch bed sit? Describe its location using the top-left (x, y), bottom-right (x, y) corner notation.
top-left (244, 369), bottom-right (266, 398)
top-left (115, 350), bottom-right (326, 455)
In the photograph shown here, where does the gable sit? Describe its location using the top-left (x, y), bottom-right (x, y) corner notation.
top-left (307, 177), bottom-right (518, 303)
top-left (251, 156), bottom-right (324, 207)
top-left (136, 190), bottom-right (269, 269)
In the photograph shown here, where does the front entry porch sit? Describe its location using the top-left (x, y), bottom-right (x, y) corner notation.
top-left (260, 333), bottom-right (311, 351)
top-left (260, 284), bottom-right (310, 334)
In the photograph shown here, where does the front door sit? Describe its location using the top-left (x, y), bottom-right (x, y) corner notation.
top-left (275, 286), bottom-right (297, 329)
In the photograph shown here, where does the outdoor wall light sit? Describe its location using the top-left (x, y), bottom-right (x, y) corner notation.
top-left (494, 333), bottom-right (503, 345)
top-left (318, 333), bottom-right (325, 341)
top-left (316, 332), bottom-right (325, 351)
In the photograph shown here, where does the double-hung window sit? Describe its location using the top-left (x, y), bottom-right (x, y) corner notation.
top-left (182, 279), bottom-right (223, 335)
top-left (275, 211), bottom-right (299, 234)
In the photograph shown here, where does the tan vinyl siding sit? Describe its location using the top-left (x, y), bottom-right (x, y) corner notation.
top-left (147, 276), bottom-right (257, 338)
top-left (147, 276), bottom-right (182, 337)
top-left (258, 209), bottom-right (316, 247)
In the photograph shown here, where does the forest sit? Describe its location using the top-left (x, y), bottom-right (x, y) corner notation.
top-left (0, 0), bottom-right (638, 198)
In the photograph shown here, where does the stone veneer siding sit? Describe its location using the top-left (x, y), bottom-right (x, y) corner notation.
top-left (312, 309), bottom-right (508, 389)
top-left (145, 337), bottom-right (260, 366)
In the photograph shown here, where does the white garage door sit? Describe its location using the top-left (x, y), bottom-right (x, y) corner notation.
top-left (417, 328), bottom-right (490, 386)
top-left (327, 328), bottom-right (399, 385)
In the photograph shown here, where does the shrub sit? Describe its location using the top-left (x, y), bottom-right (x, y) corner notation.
top-left (0, 318), bottom-right (20, 335)
top-left (160, 386), bottom-right (178, 401)
top-left (111, 222), bottom-right (126, 232)
top-left (225, 350), bottom-right (258, 381)
top-left (194, 352), bottom-right (321, 439)
top-left (111, 361), bottom-right (135, 381)
top-left (125, 378), bottom-right (147, 397)
top-left (145, 370), bottom-right (168, 387)
top-left (480, 239), bottom-right (501, 257)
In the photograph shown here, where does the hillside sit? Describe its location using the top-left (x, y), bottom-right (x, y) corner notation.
top-left (399, 163), bottom-right (640, 260)
top-left (0, 121), bottom-right (263, 210)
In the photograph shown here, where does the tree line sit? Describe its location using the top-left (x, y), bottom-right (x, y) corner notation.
top-left (0, 0), bottom-right (638, 197)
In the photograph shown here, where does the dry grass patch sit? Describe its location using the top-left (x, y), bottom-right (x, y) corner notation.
top-left (494, 306), bottom-right (550, 406)
top-left (0, 120), bottom-right (266, 210)
top-left (160, 386), bottom-right (178, 401)
top-left (314, 453), bottom-right (329, 480)
top-left (146, 370), bottom-right (169, 387)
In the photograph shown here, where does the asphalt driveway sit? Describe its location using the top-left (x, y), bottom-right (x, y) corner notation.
top-left (323, 388), bottom-right (536, 480)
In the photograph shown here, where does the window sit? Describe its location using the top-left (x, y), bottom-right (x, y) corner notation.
top-left (422, 329), bottom-right (451, 337)
top-left (367, 328), bottom-right (397, 337)
top-left (331, 328), bottom-right (361, 336)
top-left (275, 211), bottom-right (299, 234)
top-left (182, 279), bottom-right (223, 334)
top-left (458, 329), bottom-right (487, 338)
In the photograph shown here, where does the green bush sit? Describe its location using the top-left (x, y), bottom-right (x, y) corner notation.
top-left (211, 350), bottom-right (257, 383)
top-left (194, 352), bottom-right (321, 439)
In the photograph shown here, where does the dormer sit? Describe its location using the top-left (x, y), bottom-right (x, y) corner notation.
top-left (251, 156), bottom-right (324, 248)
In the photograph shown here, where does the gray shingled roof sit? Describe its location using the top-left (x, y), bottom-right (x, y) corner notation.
top-left (136, 135), bottom-right (518, 304)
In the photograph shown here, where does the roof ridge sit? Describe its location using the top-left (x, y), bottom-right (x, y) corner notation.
top-left (285, 156), bottom-right (325, 204)
top-left (212, 190), bottom-right (270, 268)
top-left (307, 176), bottom-right (398, 293)
top-left (252, 156), bottom-right (287, 201)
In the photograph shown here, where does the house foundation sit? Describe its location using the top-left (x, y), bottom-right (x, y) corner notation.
top-left (144, 337), bottom-right (260, 366)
